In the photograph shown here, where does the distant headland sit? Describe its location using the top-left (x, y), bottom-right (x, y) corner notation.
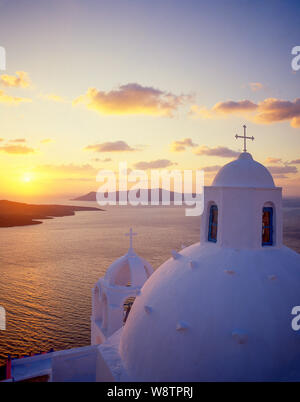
top-left (72, 190), bottom-right (300, 208)
top-left (0, 200), bottom-right (102, 228)
top-left (72, 189), bottom-right (188, 202)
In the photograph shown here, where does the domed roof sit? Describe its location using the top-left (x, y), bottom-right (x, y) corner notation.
top-left (119, 243), bottom-right (300, 381)
top-left (103, 229), bottom-right (153, 288)
top-left (212, 152), bottom-right (275, 188)
top-left (104, 249), bottom-right (153, 288)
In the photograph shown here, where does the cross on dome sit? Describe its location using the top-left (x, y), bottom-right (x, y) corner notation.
top-left (125, 228), bottom-right (137, 251)
top-left (235, 125), bottom-right (254, 152)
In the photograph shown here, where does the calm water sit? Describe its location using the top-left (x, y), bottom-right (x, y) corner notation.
top-left (0, 202), bottom-right (299, 365)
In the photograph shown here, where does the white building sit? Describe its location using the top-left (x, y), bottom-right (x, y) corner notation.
top-left (91, 228), bottom-right (153, 345)
top-left (6, 135), bottom-right (300, 382)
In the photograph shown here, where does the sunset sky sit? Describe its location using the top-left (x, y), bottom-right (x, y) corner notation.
top-left (0, 0), bottom-right (300, 201)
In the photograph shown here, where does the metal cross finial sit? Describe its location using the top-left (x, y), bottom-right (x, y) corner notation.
top-left (235, 125), bottom-right (254, 152)
top-left (125, 228), bottom-right (137, 250)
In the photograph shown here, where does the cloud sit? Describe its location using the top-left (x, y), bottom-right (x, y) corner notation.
top-left (0, 71), bottom-right (31, 88)
top-left (265, 157), bottom-right (282, 164)
top-left (0, 144), bottom-right (36, 154)
top-left (9, 138), bottom-right (26, 143)
top-left (73, 83), bottom-right (190, 117)
top-left (194, 146), bottom-right (239, 158)
top-left (191, 97), bottom-right (300, 128)
top-left (267, 165), bottom-right (298, 174)
top-left (40, 93), bottom-right (66, 103)
top-left (38, 163), bottom-right (97, 175)
top-left (0, 138), bottom-right (4, 142)
top-left (288, 159), bottom-right (300, 164)
top-left (254, 98), bottom-right (300, 128)
top-left (0, 90), bottom-right (32, 104)
top-left (133, 159), bottom-right (174, 169)
top-left (170, 138), bottom-right (198, 152)
top-left (249, 82), bottom-right (264, 92)
top-left (191, 100), bottom-right (257, 119)
top-left (201, 165), bottom-right (222, 172)
top-left (91, 157), bottom-right (112, 162)
top-left (213, 100), bottom-right (258, 114)
top-left (84, 140), bottom-right (137, 153)
top-left (40, 138), bottom-right (53, 144)
top-left (272, 174), bottom-right (288, 179)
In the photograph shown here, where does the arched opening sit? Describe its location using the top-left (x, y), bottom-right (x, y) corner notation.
top-left (208, 204), bottom-right (218, 243)
top-left (123, 296), bottom-right (135, 324)
top-left (93, 286), bottom-right (102, 321)
top-left (95, 335), bottom-right (102, 345)
top-left (101, 292), bottom-right (108, 331)
top-left (262, 205), bottom-right (274, 246)
top-left (112, 261), bottom-right (131, 286)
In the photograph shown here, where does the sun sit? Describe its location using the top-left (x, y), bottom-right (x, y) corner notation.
top-left (21, 172), bottom-right (34, 183)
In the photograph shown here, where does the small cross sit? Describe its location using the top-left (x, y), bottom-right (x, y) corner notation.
top-left (235, 125), bottom-right (254, 152)
top-left (125, 228), bottom-right (137, 250)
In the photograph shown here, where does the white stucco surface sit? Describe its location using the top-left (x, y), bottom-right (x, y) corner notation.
top-left (119, 243), bottom-right (300, 381)
top-left (7, 149), bottom-right (300, 383)
top-left (213, 152), bottom-right (275, 188)
top-left (91, 244), bottom-right (153, 345)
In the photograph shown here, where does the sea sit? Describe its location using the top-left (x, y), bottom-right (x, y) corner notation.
top-left (0, 200), bottom-right (300, 365)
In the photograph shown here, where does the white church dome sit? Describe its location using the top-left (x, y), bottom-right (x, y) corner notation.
top-left (116, 145), bottom-right (300, 382)
top-left (94, 136), bottom-right (300, 382)
top-left (212, 152), bottom-right (275, 188)
top-left (104, 251), bottom-right (153, 287)
top-left (119, 243), bottom-right (300, 381)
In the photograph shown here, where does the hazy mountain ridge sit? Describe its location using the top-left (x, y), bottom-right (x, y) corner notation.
top-left (0, 200), bottom-right (101, 228)
top-left (73, 190), bottom-right (300, 208)
top-left (72, 189), bottom-right (198, 202)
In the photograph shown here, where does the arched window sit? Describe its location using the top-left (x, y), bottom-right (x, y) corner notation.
top-left (262, 207), bottom-right (273, 246)
top-left (123, 296), bottom-right (135, 324)
top-left (208, 205), bottom-right (218, 242)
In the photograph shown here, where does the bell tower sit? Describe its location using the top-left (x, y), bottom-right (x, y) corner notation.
top-left (200, 128), bottom-right (283, 249)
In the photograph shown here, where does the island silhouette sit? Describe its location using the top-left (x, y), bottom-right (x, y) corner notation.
top-left (0, 200), bottom-right (101, 228)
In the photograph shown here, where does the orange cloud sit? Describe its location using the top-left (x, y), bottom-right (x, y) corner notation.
top-left (74, 83), bottom-right (189, 116)
top-left (254, 98), bottom-right (300, 127)
top-left (9, 138), bottom-right (26, 143)
top-left (194, 146), bottom-right (239, 158)
top-left (191, 97), bottom-right (300, 128)
top-left (91, 157), bottom-right (112, 162)
top-left (288, 159), bottom-right (300, 164)
top-left (133, 159), bottom-right (174, 169)
top-left (265, 157), bottom-right (282, 164)
top-left (0, 144), bottom-right (36, 154)
top-left (249, 82), bottom-right (264, 92)
top-left (0, 90), bottom-right (31, 104)
top-left (84, 140), bottom-right (137, 153)
top-left (201, 165), bottom-right (222, 172)
top-left (170, 138), bottom-right (198, 152)
top-left (38, 164), bottom-right (97, 175)
top-left (213, 100), bottom-right (258, 114)
top-left (267, 165), bottom-right (298, 174)
top-left (40, 93), bottom-right (66, 103)
top-left (191, 100), bottom-right (257, 119)
top-left (40, 138), bottom-right (53, 144)
top-left (0, 71), bottom-right (30, 88)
